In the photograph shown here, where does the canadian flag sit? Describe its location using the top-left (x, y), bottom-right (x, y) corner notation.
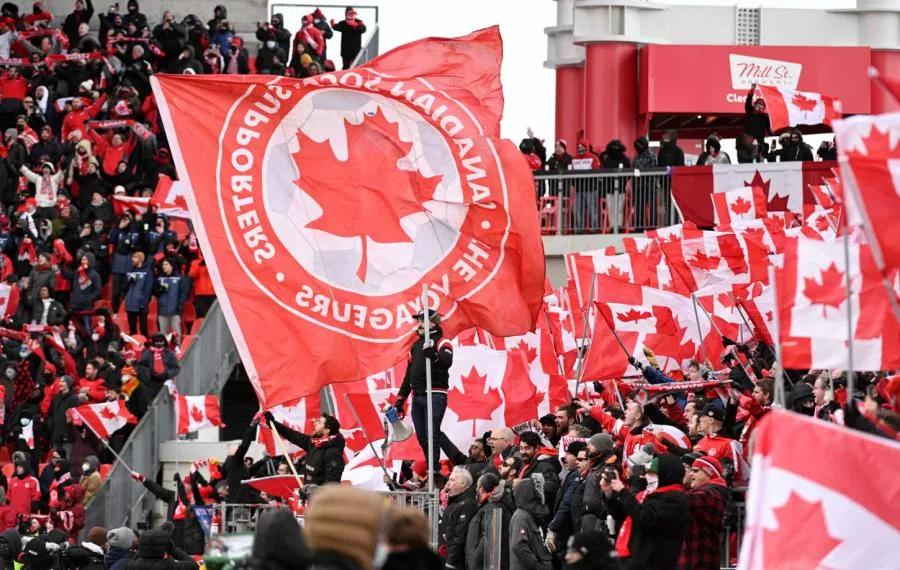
top-left (738, 410), bottom-right (900, 570)
top-left (72, 401), bottom-right (138, 440)
top-left (151, 174), bottom-right (192, 220)
top-left (833, 112), bottom-right (900, 273)
top-left (256, 394), bottom-right (321, 456)
top-left (659, 231), bottom-right (753, 295)
top-left (712, 185), bottom-right (768, 227)
top-left (0, 283), bottom-right (16, 319)
top-left (757, 85), bottom-right (841, 132)
top-left (175, 394), bottom-right (224, 436)
top-left (672, 162), bottom-right (833, 227)
top-left (777, 237), bottom-right (900, 370)
top-left (111, 194), bottom-right (150, 217)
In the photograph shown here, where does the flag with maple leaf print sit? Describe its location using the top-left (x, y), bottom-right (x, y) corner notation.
top-left (150, 26), bottom-right (545, 409)
top-left (72, 401), bottom-right (138, 440)
top-left (791, 208), bottom-right (839, 242)
top-left (711, 185), bottom-right (768, 227)
top-left (0, 283), bottom-right (15, 319)
top-left (777, 237), bottom-right (900, 370)
top-left (150, 174), bottom-right (191, 220)
top-left (834, 113), bottom-right (900, 274)
top-left (256, 393), bottom-right (321, 456)
top-left (756, 85), bottom-right (842, 132)
top-left (659, 231), bottom-right (753, 295)
top-left (175, 394), bottom-right (224, 436)
top-left (738, 410), bottom-right (900, 570)
top-left (671, 162), bottom-right (834, 227)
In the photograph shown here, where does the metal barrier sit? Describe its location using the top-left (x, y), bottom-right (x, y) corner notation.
top-left (534, 168), bottom-right (675, 235)
top-left (350, 23), bottom-right (380, 67)
top-left (721, 495), bottom-right (747, 570)
top-left (83, 302), bottom-right (240, 532)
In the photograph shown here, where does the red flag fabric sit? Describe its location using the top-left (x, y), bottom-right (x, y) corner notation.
top-left (712, 185), bottom-right (768, 228)
top-left (150, 174), bottom-right (192, 220)
top-left (834, 113), bottom-right (900, 273)
top-left (738, 410), bottom-right (900, 570)
top-left (111, 195), bottom-right (150, 217)
top-left (256, 395), bottom-right (321, 456)
top-left (757, 85), bottom-right (841, 132)
top-left (175, 394), bottom-right (224, 436)
top-left (72, 401), bottom-right (138, 440)
top-left (151, 26), bottom-right (544, 408)
top-left (243, 475), bottom-right (303, 499)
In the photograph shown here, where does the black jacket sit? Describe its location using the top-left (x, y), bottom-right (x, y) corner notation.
top-left (519, 453), bottom-right (561, 523)
top-left (222, 425), bottom-right (261, 504)
top-left (604, 455), bottom-right (689, 570)
top-left (332, 19), bottom-right (367, 59)
top-left (249, 508), bottom-right (309, 570)
top-left (124, 529), bottom-right (198, 570)
top-left (656, 130), bottom-right (685, 167)
top-left (466, 483), bottom-right (515, 570)
top-left (744, 89), bottom-right (770, 146)
top-left (396, 329), bottom-right (453, 402)
top-left (270, 419), bottom-right (346, 486)
top-left (440, 485), bottom-right (477, 570)
top-left (383, 548), bottom-right (443, 570)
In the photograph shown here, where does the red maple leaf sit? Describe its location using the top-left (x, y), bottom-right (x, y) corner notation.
top-left (814, 214), bottom-right (831, 233)
top-left (616, 308), bottom-right (652, 323)
top-left (190, 406), bottom-right (205, 423)
top-left (845, 125), bottom-right (900, 160)
top-left (99, 406), bottom-right (118, 421)
top-left (292, 107), bottom-right (443, 282)
top-left (764, 310), bottom-right (773, 322)
top-left (767, 192), bottom-right (790, 212)
top-left (0, 297), bottom-right (6, 307)
top-left (791, 92), bottom-right (818, 112)
top-left (514, 340), bottom-right (537, 363)
top-left (730, 196), bottom-right (752, 216)
top-left (344, 430), bottom-right (369, 454)
top-left (763, 492), bottom-right (841, 569)
top-left (716, 293), bottom-right (735, 309)
top-left (803, 262), bottom-right (846, 317)
top-left (604, 265), bottom-right (632, 282)
top-left (690, 250), bottom-right (721, 270)
top-left (449, 368), bottom-right (503, 436)
top-left (744, 171), bottom-right (771, 195)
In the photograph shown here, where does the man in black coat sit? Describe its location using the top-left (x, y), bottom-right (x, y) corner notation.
top-left (657, 129), bottom-right (685, 167)
top-left (440, 466), bottom-right (477, 570)
top-left (331, 7), bottom-right (367, 69)
top-left (603, 453), bottom-right (689, 570)
top-left (744, 83), bottom-right (771, 156)
top-left (265, 411), bottom-right (346, 486)
top-left (515, 431), bottom-right (561, 522)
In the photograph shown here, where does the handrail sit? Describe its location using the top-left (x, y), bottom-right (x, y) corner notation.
top-left (351, 22), bottom-right (379, 67)
top-left (83, 302), bottom-right (240, 532)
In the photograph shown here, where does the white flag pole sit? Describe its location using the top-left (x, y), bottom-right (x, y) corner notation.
top-left (421, 284), bottom-right (435, 494)
top-left (768, 266), bottom-right (786, 408)
top-left (842, 228), bottom-right (856, 398)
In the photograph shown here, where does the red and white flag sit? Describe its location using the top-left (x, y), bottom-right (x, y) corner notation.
top-left (834, 113), bottom-right (900, 273)
top-left (738, 410), bottom-right (900, 570)
top-left (256, 394), bottom-right (321, 456)
top-left (151, 27), bottom-right (545, 408)
top-left (151, 174), bottom-right (192, 220)
top-left (757, 85), bottom-right (841, 132)
top-left (660, 231), bottom-right (753, 295)
top-left (0, 283), bottom-right (17, 319)
top-left (111, 195), bottom-right (150, 217)
top-left (712, 185), bottom-right (768, 227)
top-left (175, 394), bottom-right (224, 436)
top-left (777, 237), bottom-right (900, 370)
top-left (72, 401), bottom-right (138, 440)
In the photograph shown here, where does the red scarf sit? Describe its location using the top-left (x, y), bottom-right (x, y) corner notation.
top-left (78, 266), bottom-right (90, 289)
top-left (311, 434), bottom-right (338, 448)
top-left (615, 483), bottom-right (683, 558)
top-left (150, 346), bottom-right (166, 375)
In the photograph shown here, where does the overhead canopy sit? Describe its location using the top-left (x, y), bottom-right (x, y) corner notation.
top-left (639, 45), bottom-right (872, 136)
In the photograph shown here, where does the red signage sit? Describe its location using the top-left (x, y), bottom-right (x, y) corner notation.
top-left (640, 45), bottom-right (871, 115)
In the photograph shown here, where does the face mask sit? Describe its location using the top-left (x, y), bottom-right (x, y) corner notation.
top-left (4, 368), bottom-right (15, 380)
top-left (265, 41), bottom-right (276, 49)
top-left (645, 474), bottom-right (659, 492)
top-left (20, 417), bottom-right (30, 426)
top-left (83, 463), bottom-right (91, 472)
top-left (92, 333), bottom-right (100, 341)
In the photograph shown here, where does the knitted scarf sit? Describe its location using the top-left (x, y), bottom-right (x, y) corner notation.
top-left (150, 346), bottom-right (166, 376)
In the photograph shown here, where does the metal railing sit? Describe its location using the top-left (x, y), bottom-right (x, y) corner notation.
top-left (350, 23), bottom-right (380, 67)
top-left (534, 169), bottom-right (676, 235)
top-left (269, 3), bottom-right (380, 67)
top-left (83, 302), bottom-right (240, 532)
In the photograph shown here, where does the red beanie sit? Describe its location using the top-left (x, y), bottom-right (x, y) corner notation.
top-left (411, 460), bottom-right (428, 478)
top-left (694, 455), bottom-right (723, 480)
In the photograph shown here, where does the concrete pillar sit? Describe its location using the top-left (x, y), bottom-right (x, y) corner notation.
top-left (555, 66), bottom-right (583, 149)
top-left (584, 43), bottom-right (639, 148)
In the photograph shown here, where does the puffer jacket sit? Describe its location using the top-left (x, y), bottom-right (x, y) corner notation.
top-left (124, 261), bottom-right (154, 312)
top-left (67, 252), bottom-right (102, 311)
top-left (154, 272), bottom-right (192, 316)
top-left (440, 485), bottom-right (477, 570)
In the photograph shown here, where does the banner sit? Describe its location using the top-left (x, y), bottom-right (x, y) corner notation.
top-left (151, 27), bottom-right (545, 408)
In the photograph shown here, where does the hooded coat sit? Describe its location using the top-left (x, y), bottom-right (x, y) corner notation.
top-left (124, 259), bottom-right (154, 312)
top-left (509, 476), bottom-right (553, 570)
top-left (466, 479), bottom-right (515, 570)
top-left (270, 419), bottom-right (346, 485)
top-left (605, 454), bottom-right (689, 570)
top-left (656, 130), bottom-right (685, 167)
top-left (57, 483), bottom-right (86, 543)
top-left (249, 509), bottom-right (309, 570)
top-left (66, 252), bottom-right (102, 311)
top-left (124, 528), bottom-right (198, 570)
top-left (440, 484), bottom-right (477, 570)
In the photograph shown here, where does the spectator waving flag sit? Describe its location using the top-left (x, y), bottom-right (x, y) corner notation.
top-left (738, 410), bottom-right (900, 570)
top-left (150, 27), bottom-right (545, 409)
top-left (71, 401), bottom-right (138, 440)
top-left (757, 85), bottom-right (842, 132)
top-left (175, 394), bottom-right (225, 436)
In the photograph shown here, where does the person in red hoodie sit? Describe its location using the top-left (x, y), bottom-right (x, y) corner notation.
top-left (577, 397), bottom-right (667, 459)
top-left (87, 126), bottom-right (137, 177)
top-left (61, 93), bottom-right (107, 141)
top-left (0, 67), bottom-right (27, 133)
top-left (53, 483), bottom-right (86, 543)
top-left (7, 452), bottom-right (41, 524)
top-left (188, 252), bottom-right (214, 318)
top-left (76, 360), bottom-right (109, 403)
top-left (25, 3), bottom-right (53, 27)
top-left (294, 14), bottom-right (325, 63)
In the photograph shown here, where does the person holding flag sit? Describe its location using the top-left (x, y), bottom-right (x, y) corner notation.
top-left (392, 308), bottom-right (454, 479)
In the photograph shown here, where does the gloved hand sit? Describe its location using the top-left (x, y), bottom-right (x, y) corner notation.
top-left (592, 381), bottom-right (605, 394)
top-left (423, 346), bottom-right (438, 361)
top-left (130, 471), bottom-right (145, 483)
top-left (544, 530), bottom-right (557, 553)
top-left (393, 398), bottom-right (406, 418)
top-left (628, 356), bottom-right (642, 370)
top-left (721, 336), bottom-right (736, 348)
top-left (263, 411), bottom-right (276, 425)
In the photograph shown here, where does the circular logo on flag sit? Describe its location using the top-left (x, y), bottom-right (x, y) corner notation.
top-left (216, 73), bottom-right (510, 342)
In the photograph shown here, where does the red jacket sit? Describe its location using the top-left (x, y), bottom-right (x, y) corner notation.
top-left (189, 257), bottom-right (214, 296)
top-left (694, 433), bottom-right (748, 485)
top-left (88, 129), bottom-right (137, 177)
top-left (0, 75), bottom-right (26, 102)
top-left (737, 395), bottom-right (770, 458)
top-left (7, 473), bottom-right (41, 519)
top-left (77, 377), bottom-right (108, 402)
top-left (589, 406), bottom-right (666, 458)
top-left (294, 26), bottom-right (325, 56)
top-left (61, 94), bottom-right (107, 140)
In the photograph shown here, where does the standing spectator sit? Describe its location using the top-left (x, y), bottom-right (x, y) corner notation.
top-left (64, 526), bottom-right (108, 569)
top-left (268, 13), bottom-right (292, 57)
top-left (187, 253), bottom-right (214, 318)
top-left (510, 475), bottom-right (553, 570)
top-left (744, 83), bottom-right (770, 156)
top-left (122, 0), bottom-right (147, 31)
top-left (81, 455), bottom-right (102, 504)
top-left (486, 426), bottom-right (518, 471)
top-left (124, 251), bottom-right (152, 335)
top-left (547, 140), bottom-right (572, 173)
top-left (294, 15), bottom-right (325, 64)
top-left (54, 482), bottom-right (86, 542)
top-left (817, 138), bottom-right (837, 161)
top-left (633, 137), bottom-right (657, 169)
top-left (108, 213), bottom-right (145, 314)
top-left (679, 455), bottom-right (730, 570)
top-left (26, 3), bottom-right (53, 27)
top-left (311, 9), bottom-right (333, 61)
top-left (696, 135), bottom-right (730, 165)
top-left (29, 127), bottom-right (61, 168)
top-left (304, 487), bottom-right (385, 570)
top-left (602, 454), bottom-right (689, 570)
top-left (154, 258), bottom-right (191, 341)
top-left (331, 7), bottom-right (366, 70)
top-left (516, 431), bottom-right (561, 513)
top-left (223, 37), bottom-right (249, 75)
top-left (539, 414), bottom-right (560, 446)
top-left (546, 440), bottom-right (587, 555)
top-left (152, 12), bottom-right (187, 68)
top-left (780, 128), bottom-right (814, 162)
top-left (255, 30), bottom-right (287, 75)
top-left (0, 67), bottom-right (26, 132)
top-left (7, 452), bottom-right (40, 524)
top-left (600, 140), bottom-right (630, 169)
top-left (20, 162), bottom-right (63, 218)
top-left (383, 507), bottom-right (443, 570)
top-left (209, 19), bottom-right (234, 56)
top-left (265, 411), bottom-right (346, 485)
top-left (67, 252), bottom-right (102, 332)
top-left (123, 528), bottom-right (198, 570)
top-left (249, 509), bottom-right (309, 570)
top-left (61, 94), bottom-right (107, 141)
top-left (656, 129), bottom-right (685, 167)
top-left (573, 139), bottom-right (600, 169)
top-left (48, 377), bottom-right (78, 457)
top-left (207, 5), bottom-right (228, 35)
top-left (137, 333), bottom-right (180, 398)
top-left (573, 434), bottom-right (616, 535)
top-left (105, 527), bottom-right (136, 570)
top-left (0, 20), bottom-right (17, 61)
top-left (30, 285), bottom-right (65, 326)
top-left (466, 472), bottom-right (514, 570)
top-left (24, 253), bottom-right (55, 306)
top-left (440, 466), bottom-right (477, 570)
top-left (62, 0), bottom-right (95, 49)
top-left (563, 531), bottom-right (621, 570)
top-left (87, 127), bottom-right (137, 178)
top-left (735, 133), bottom-right (761, 164)
top-left (693, 404), bottom-right (747, 485)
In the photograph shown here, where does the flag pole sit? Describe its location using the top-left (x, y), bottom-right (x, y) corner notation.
top-left (421, 284), bottom-right (435, 494)
top-left (694, 297), bottom-right (724, 338)
top-left (101, 439), bottom-right (135, 474)
top-left (728, 292), bottom-right (756, 337)
top-left (269, 416), bottom-right (306, 493)
top-left (571, 274), bottom-right (597, 397)
top-left (768, 266), bottom-right (786, 408)
top-left (542, 309), bottom-right (567, 377)
top-left (690, 294), bottom-right (712, 368)
top-left (842, 227), bottom-right (856, 399)
top-left (342, 394), bottom-right (393, 484)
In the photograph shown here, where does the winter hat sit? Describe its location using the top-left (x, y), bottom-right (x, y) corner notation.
top-left (568, 530), bottom-right (615, 558)
top-left (107, 527), bottom-right (136, 550)
top-left (87, 527), bottom-right (108, 547)
top-left (410, 460), bottom-right (428, 478)
top-left (566, 440), bottom-right (587, 457)
top-left (681, 452), bottom-right (702, 467)
top-left (556, 138), bottom-right (567, 150)
top-left (61, 375), bottom-right (75, 388)
top-left (20, 538), bottom-right (52, 566)
top-left (45, 528), bottom-right (68, 545)
top-left (700, 403), bottom-right (725, 422)
top-left (304, 487), bottom-right (385, 570)
top-left (588, 433), bottom-right (614, 457)
top-left (114, 185), bottom-right (126, 195)
top-left (626, 444), bottom-right (655, 468)
top-left (299, 53), bottom-right (313, 67)
top-left (693, 455), bottom-right (724, 480)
